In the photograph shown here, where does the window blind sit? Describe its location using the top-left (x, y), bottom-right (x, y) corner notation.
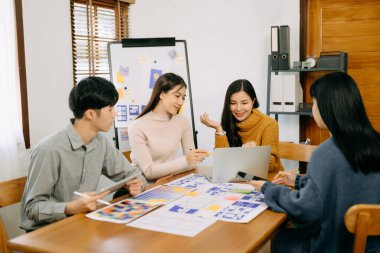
top-left (70, 0), bottom-right (129, 84)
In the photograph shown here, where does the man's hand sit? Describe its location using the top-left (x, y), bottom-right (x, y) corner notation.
top-left (65, 191), bottom-right (109, 215)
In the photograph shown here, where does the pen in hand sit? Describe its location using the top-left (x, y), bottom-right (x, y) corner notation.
top-left (74, 191), bottom-right (112, 206)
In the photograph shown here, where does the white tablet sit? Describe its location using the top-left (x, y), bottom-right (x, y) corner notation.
top-left (98, 172), bottom-right (142, 194)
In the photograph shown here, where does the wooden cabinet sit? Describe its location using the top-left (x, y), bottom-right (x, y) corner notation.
top-left (301, 0), bottom-right (380, 145)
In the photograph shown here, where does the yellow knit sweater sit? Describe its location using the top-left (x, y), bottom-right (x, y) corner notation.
top-left (215, 109), bottom-right (284, 173)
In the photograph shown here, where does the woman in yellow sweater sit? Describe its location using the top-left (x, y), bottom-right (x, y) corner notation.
top-left (200, 79), bottom-right (283, 173)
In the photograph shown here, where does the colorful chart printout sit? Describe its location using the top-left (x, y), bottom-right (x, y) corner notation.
top-left (133, 185), bottom-right (193, 205)
top-left (165, 173), bottom-right (210, 189)
top-left (86, 199), bottom-right (160, 224)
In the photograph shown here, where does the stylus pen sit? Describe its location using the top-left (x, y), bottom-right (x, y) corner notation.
top-left (74, 191), bottom-right (112, 206)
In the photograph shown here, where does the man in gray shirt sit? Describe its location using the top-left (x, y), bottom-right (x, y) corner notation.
top-left (20, 76), bottom-right (146, 231)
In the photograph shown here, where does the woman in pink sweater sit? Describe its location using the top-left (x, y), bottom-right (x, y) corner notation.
top-left (128, 73), bottom-right (207, 180)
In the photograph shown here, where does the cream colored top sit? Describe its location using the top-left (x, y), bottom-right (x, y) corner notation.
top-left (128, 112), bottom-right (195, 180)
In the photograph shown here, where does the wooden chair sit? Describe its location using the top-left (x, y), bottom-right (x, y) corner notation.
top-left (122, 151), bottom-right (132, 163)
top-left (0, 177), bottom-right (27, 253)
top-left (277, 142), bottom-right (317, 175)
top-left (345, 204), bottom-right (380, 253)
top-left (278, 142), bottom-right (317, 163)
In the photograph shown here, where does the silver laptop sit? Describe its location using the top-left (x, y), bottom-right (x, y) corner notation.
top-left (211, 146), bottom-right (271, 183)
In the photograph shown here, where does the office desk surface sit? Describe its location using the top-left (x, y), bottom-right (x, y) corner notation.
top-left (8, 171), bottom-right (287, 253)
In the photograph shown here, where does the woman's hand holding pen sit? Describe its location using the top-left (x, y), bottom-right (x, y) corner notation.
top-left (65, 191), bottom-right (110, 215)
top-left (186, 149), bottom-right (208, 165)
top-left (272, 171), bottom-right (297, 187)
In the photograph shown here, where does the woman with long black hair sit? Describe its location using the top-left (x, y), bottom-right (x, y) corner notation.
top-left (200, 79), bottom-right (283, 173)
top-left (251, 72), bottom-right (380, 253)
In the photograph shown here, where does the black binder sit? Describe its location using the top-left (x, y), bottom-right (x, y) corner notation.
top-left (279, 25), bottom-right (290, 70)
top-left (271, 26), bottom-right (279, 70)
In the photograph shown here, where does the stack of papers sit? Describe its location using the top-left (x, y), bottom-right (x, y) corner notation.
top-left (86, 173), bottom-right (268, 237)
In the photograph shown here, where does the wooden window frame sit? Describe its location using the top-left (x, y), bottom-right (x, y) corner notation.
top-left (14, 0), bottom-right (30, 149)
top-left (70, 0), bottom-right (132, 85)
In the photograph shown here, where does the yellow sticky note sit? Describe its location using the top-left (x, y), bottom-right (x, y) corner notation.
top-left (185, 192), bottom-right (199, 196)
top-left (148, 199), bottom-right (166, 203)
top-left (172, 187), bottom-right (189, 193)
top-left (175, 53), bottom-right (184, 64)
top-left (116, 71), bottom-right (125, 83)
top-left (206, 205), bottom-right (221, 211)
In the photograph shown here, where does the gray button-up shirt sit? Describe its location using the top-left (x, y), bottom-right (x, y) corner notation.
top-left (20, 120), bottom-right (145, 231)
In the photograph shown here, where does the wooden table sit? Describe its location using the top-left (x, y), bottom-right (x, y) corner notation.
top-left (8, 171), bottom-right (287, 253)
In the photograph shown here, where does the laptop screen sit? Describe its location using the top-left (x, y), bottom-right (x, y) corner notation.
top-left (211, 146), bottom-right (271, 183)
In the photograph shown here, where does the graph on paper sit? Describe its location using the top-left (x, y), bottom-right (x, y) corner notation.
top-left (165, 173), bottom-right (210, 189)
top-left (132, 185), bottom-right (193, 204)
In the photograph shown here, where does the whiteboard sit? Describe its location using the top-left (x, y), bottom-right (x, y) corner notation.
top-left (108, 39), bottom-right (197, 151)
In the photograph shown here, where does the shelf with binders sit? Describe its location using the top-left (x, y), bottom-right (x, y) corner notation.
top-left (266, 53), bottom-right (347, 120)
top-left (271, 67), bottom-right (345, 73)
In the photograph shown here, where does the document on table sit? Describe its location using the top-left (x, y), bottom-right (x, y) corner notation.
top-left (162, 183), bottom-right (268, 223)
top-left (127, 208), bottom-right (216, 237)
top-left (164, 173), bottom-right (210, 189)
top-left (132, 185), bottom-right (193, 205)
top-left (86, 199), bottom-right (160, 224)
top-left (127, 174), bottom-right (268, 237)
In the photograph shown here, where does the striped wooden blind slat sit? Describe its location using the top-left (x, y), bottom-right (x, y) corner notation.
top-left (70, 0), bottom-right (129, 85)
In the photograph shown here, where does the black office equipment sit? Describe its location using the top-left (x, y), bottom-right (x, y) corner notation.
top-left (271, 26), bottom-right (279, 70)
top-left (317, 51), bottom-right (347, 71)
top-left (279, 25), bottom-right (290, 70)
top-left (236, 171), bottom-right (267, 181)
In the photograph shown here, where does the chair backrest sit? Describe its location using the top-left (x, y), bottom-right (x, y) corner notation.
top-left (278, 142), bottom-right (317, 162)
top-left (123, 151), bottom-right (132, 163)
top-left (0, 176), bottom-right (27, 253)
top-left (345, 204), bottom-right (380, 253)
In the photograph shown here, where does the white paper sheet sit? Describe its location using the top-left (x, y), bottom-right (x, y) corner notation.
top-left (127, 208), bottom-right (216, 237)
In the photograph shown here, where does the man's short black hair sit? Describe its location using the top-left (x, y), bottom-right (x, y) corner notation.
top-left (69, 76), bottom-right (119, 119)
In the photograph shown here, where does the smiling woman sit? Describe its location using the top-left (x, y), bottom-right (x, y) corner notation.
top-left (200, 79), bottom-right (284, 173)
top-left (128, 73), bottom-right (208, 181)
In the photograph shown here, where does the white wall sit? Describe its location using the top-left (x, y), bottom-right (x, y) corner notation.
top-left (129, 0), bottom-right (300, 165)
top-left (23, 0), bottom-right (73, 147)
